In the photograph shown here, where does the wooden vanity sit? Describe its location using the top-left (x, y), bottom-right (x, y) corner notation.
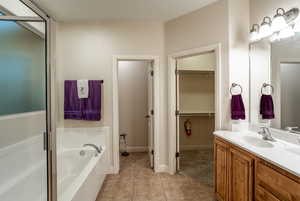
top-left (214, 137), bottom-right (300, 201)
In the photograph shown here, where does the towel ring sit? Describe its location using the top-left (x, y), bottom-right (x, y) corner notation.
top-left (230, 83), bottom-right (243, 95)
top-left (261, 83), bottom-right (274, 95)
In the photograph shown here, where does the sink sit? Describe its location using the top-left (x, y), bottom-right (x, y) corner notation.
top-left (242, 136), bottom-right (274, 148)
top-left (285, 147), bottom-right (300, 156)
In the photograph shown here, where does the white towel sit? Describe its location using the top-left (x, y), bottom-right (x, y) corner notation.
top-left (77, 80), bottom-right (89, 98)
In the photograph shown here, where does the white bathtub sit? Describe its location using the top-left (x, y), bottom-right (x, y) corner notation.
top-left (0, 135), bottom-right (47, 201)
top-left (57, 127), bottom-right (109, 201)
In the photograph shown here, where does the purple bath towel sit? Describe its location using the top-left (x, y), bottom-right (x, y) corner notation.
top-left (81, 80), bottom-right (103, 121)
top-left (231, 94), bottom-right (246, 120)
top-left (64, 80), bottom-right (82, 120)
top-left (64, 80), bottom-right (103, 121)
top-left (260, 95), bottom-right (274, 119)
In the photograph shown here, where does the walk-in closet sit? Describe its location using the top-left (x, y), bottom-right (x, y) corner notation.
top-left (176, 51), bottom-right (215, 186)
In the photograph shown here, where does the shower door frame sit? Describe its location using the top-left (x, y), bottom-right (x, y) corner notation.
top-left (0, 1), bottom-right (56, 201)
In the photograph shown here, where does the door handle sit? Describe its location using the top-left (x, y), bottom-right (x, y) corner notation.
top-left (145, 115), bottom-right (151, 118)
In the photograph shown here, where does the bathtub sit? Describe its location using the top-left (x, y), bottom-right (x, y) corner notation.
top-left (57, 127), bottom-right (109, 201)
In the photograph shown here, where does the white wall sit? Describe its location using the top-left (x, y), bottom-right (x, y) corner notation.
top-left (55, 20), bottom-right (167, 169)
top-left (118, 61), bottom-right (149, 150)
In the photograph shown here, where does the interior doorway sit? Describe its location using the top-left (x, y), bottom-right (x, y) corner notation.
top-left (175, 51), bottom-right (216, 186)
top-left (118, 60), bottom-right (154, 169)
top-left (112, 55), bottom-right (160, 174)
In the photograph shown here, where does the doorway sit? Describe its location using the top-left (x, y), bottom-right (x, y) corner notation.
top-left (175, 51), bottom-right (216, 186)
top-left (112, 56), bottom-right (160, 174)
top-left (118, 60), bottom-right (154, 169)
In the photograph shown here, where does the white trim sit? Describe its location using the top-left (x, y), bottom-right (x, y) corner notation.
top-left (179, 145), bottom-right (213, 151)
top-left (156, 164), bottom-right (169, 173)
top-left (0, 110), bottom-right (45, 120)
top-left (168, 43), bottom-right (222, 174)
top-left (112, 55), bottom-right (160, 174)
top-left (127, 146), bottom-right (148, 153)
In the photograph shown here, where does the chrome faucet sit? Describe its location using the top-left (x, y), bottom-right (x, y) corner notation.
top-left (83, 144), bottom-right (102, 153)
top-left (258, 127), bottom-right (276, 141)
top-left (285, 127), bottom-right (300, 134)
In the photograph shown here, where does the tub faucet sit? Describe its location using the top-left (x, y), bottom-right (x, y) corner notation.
top-left (258, 127), bottom-right (276, 141)
top-left (83, 144), bottom-right (102, 153)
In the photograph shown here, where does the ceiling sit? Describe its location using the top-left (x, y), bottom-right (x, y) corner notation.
top-left (32, 0), bottom-right (219, 21)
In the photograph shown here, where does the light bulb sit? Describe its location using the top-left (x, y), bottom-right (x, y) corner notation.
top-left (279, 26), bottom-right (295, 39)
top-left (271, 8), bottom-right (288, 32)
top-left (260, 17), bottom-right (273, 38)
top-left (250, 24), bottom-right (260, 42)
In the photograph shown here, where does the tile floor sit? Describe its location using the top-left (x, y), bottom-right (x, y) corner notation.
top-left (179, 149), bottom-right (214, 186)
top-left (96, 152), bottom-right (215, 201)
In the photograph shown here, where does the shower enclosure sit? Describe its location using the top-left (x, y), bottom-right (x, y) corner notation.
top-left (0, 1), bottom-right (55, 201)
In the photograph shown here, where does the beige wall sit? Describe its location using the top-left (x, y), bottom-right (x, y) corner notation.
top-left (177, 52), bottom-right (216, 71)
top-left (179, 116), bottom-right (214, 149)
top-left (165, 0), bottom-right (230, 129)
top-left (118, 61), bottom-right (149, 149)
top-left (165, 0), bottom-right (250, 129)
top-left (55, 20), bottom-right (167, 167)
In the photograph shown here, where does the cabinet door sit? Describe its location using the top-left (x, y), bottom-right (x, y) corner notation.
top-left (214, 139), bottom-right (228, 201)
top-left (228, 148), bottom-right (254, 201)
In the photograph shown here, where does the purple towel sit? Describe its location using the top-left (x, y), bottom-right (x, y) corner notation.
top-left (81, 80), bottom-right (102, 121)
top-left (260, 95), bottom-right (274, 119)
top-left (231, 95), bottom-right (245, 120)
top-left (64, 80), bottom-right (82, 120)
top-left (64, 80), bottom-right (103, 121)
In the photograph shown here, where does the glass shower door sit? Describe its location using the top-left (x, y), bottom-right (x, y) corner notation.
top-left (0, 17), bottom-right (48, 201)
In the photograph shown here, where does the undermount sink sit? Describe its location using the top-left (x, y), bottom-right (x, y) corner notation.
top-left (242, 136), bottom-right (274, 148)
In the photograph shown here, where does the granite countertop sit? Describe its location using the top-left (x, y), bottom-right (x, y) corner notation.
top-left (214, 130), bottom-right (300, 178)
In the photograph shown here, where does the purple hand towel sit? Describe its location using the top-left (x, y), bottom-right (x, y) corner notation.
top-left (260, 95), bottom-right (274, 119)
top-left (81, 80), bottom-right (103, 121)
top-left (64, 80), bottom-right (82, 120)
top-left (231, 94), bottom-right (246, 120)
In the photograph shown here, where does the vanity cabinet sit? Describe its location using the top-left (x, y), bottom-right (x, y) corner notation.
top-left (214, 140), bottom-right (229, 201)
top-left (214, 137), bottom-right (300, 201)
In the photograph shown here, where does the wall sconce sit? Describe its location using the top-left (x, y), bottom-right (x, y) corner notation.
top-left (259, 17), bottom-right (272, 38)
top-left (271, 8), bottom-right (288, 32)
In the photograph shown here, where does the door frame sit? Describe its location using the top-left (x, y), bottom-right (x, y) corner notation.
top-left (112, 55), bottom-right (160, 173)
top-left (0, 1), bottom-right (56, 201)
top-left (168, 43), bottom-right (222, 174)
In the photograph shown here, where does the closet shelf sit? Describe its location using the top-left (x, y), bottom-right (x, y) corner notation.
top-left (179, 112), bottom-right (215, 117)
top-left (177, 70), bottom-right (215, 75)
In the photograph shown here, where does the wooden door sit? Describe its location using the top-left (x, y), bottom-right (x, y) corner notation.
top-left (228, 148), bottom-right (254, 201)
top-left (214, 139), bottom-right (228, 201)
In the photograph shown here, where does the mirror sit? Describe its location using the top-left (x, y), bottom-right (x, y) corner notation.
top-left (250, 30), bottom-right (300, 132)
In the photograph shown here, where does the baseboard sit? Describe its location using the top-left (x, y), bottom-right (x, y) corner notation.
top-left (155, 164), bottom-right (169, 173)
top-left (127, 146), bottom-right (148, 153)
top-left (180, 145), bottom-right (213, 151)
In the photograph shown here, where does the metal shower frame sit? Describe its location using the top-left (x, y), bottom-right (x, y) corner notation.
top-left (0, 1), bottom-right (57, 201)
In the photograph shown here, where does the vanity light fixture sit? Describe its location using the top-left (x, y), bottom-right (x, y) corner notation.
top-left (250, 24), bottom-right (260, 42)
top-left (259, 17), bottom-right (273, 38)
top-left (271, 8), bottom-right (288, 32)
top-left (279, 25), bottom-right (295, 39)
top-left (270, 33), bottom-right (280, 42)
top-left (294, 20), bottom-right (300, 32)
